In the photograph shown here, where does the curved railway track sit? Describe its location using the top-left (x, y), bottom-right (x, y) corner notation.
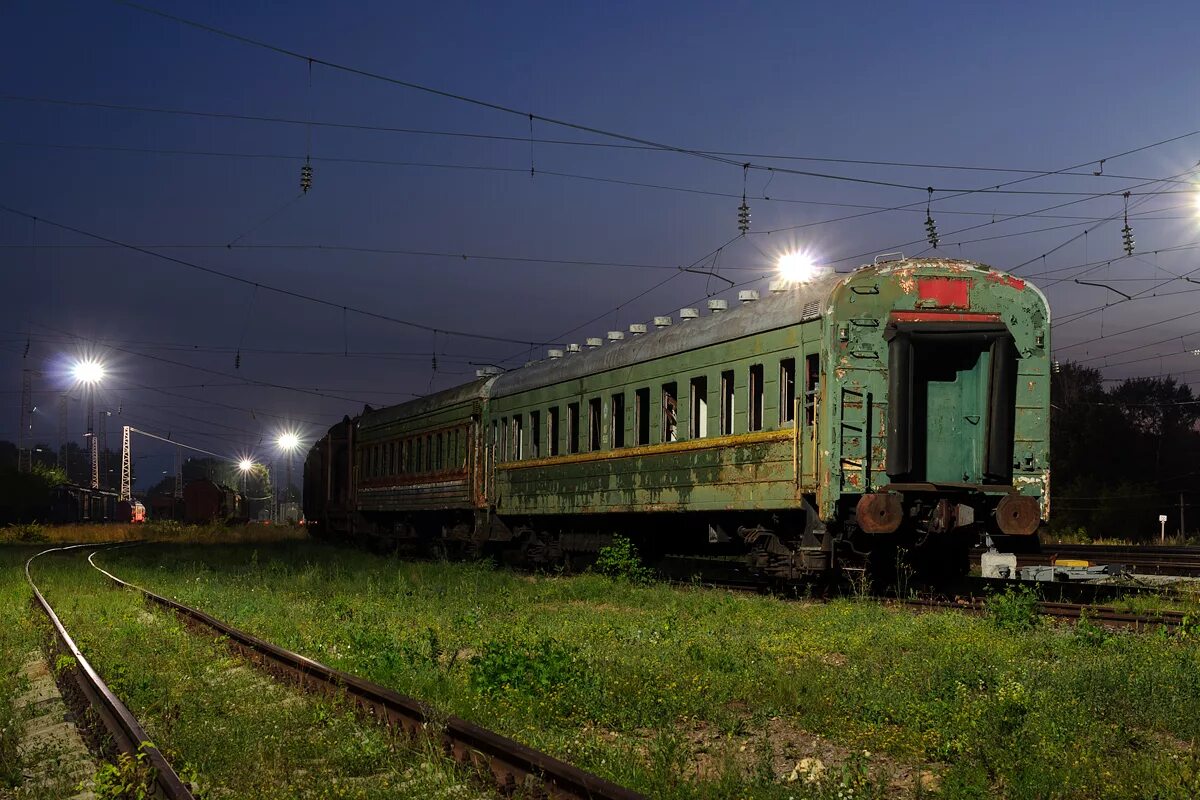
top-left (25, 545), bottom-right (196, 800)
top-left (86, 548), bottom-right (645, 800)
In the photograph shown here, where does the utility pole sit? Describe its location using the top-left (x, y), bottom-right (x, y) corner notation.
top-left (119, 426), bottom-right (131, 502)
top-left (58, 393), bottom-right (68, 475)
top-left (18, 369), bottom-right (33, 473)
top-left (86, 389), bottom-right (98, 491)
top-left (99, 410), bottom-right (109, 490)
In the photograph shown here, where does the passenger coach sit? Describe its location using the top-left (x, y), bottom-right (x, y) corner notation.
top-left (304, 257), bottom-right (1051, 579)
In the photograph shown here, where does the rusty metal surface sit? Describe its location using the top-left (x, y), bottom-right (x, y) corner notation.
top-left (995, 494), bottom-right (1040, 535)
top-left (855, 493), bottom-right (902, 533)
top-left (89, 551), bottom-right (646, 800)
top-left (26, 545), bottom-right (196, 800)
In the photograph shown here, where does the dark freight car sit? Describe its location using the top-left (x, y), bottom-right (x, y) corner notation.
top-left (182, 479), bottom-right (240, 523)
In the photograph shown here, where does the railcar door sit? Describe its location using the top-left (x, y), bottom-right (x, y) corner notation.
top-left (912, 342), bottom-right (989, 483)
top-left (886, 323), bottom-right (1017, 485)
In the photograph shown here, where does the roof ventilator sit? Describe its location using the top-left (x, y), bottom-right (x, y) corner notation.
top-left (628, 323), bottom-right (647, 336)
top-left (547, 349), bottom-right (564, 359)
top-left (738, 290), bottom-right (759, 304)
top-left (653, 316), bottom-right (672, 328)
top-left (607, 331), bottom-right (625, 341)
top-left (707, 299), bottom-right (729, 313)
top-left (679, 308), bottom-right (700, 320)
top-left (586, 337), bottom-right (603, 348)
top-left (566, 343), bottom-right (582, 353)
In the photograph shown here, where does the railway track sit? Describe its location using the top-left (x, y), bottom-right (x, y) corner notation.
top-left (1023, 542), bottom-right (1200, 577)
top-left (658, 555), bottom-right (1192, 632)
top-left (25, 545), bottom-right (196, 800)
top-left (86, 548), bottom-right (645, 800)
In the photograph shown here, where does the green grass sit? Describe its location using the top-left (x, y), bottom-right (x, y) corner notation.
top-left (80, 540), bottom-right (1200, 799)
top-left (6, 544), bottom-right (501, 800)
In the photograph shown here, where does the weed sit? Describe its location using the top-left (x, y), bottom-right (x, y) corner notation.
top-left (469, 638), bottom-right (581, 698)
top-left (1074, 611), bottom-right (1112, 646)
top-left (593, 535), bottom-right (654, 584)
top-left (985, 585), bottom-right (1041, 631)
top-left (54, 652), bottom-right (78, 677)
top-left (91, 745), bottom-right (156, 800)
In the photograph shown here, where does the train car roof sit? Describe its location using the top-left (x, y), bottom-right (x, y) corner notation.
top-left (489, 272), bottom-right (842, 399)
top-left (358, 376), bottom-right (497, 431)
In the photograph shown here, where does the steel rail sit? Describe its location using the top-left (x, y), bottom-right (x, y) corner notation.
top-left (88, 550), bottom-right (645, 800)
top-left (25, 545), bottom-right (195, 800)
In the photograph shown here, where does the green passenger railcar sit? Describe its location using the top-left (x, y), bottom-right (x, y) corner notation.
top-left (305, 257), bottom-right (1050, 578)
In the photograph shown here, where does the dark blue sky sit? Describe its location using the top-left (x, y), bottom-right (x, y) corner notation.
top-left (3, 0), bottom-right (1199, 486)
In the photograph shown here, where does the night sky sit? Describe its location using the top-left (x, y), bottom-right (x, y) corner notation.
top-left (3, 0), bottom-right (1199, 489)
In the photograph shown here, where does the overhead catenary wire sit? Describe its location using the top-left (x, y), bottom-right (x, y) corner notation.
top-left (111, 1), bottom-right (1200, 206)
top-left (0, 203), bottom-right (551, 348)
top-left (7, 93), bottom-right (1199, 182)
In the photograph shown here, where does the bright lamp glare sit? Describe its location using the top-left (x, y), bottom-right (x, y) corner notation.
top-left (277, 432), bottom-right (300, 452)
top-left (777, 252), bottom-right (817, 283)
top-left (238, 458), bottom-right (254, 472)
top-left (71, 358), bottom-right (105, 385)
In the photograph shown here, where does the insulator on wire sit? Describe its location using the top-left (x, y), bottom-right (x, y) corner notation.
top-left (1121, 190), bottom-right (1133, 256)
top-left (737, 200), bottom-right (750, 234)
top-left (300, 161), bottom-right (313, 193)
top-left (924, 187), bottom-right (939, 249)
top-left (235, 349), bottom-right (241, 369)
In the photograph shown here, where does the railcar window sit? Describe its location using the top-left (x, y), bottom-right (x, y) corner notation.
top-left (611, 393), bottom-right (626, 448)
top-left (415, 439), bottom-right (423, 474)
top-left (589, 397), bottom-right (602, 451)
top-left (567, 403), bottom-right (580, 454)
top-left (748, 364), bottom-right (764, 432)
top-left (548, 407), bottom-right (560, 456)
top-left (805, 353), bottom-right (820, 425)
top-left (513, 415), bottom-right (523, 460)
top-left (499, 418), bottom-right (508, 461)
top-left (425, 435), bottom-right (433, 472)
top-left (635, 388), bottom-right (650, 445)
top-left (530, 411), bottom-right (541, 458)
top-left (437, 433), bottom-right (444, 470)
top-left (780, 358), bottom-right (797, 425)
top-left (721, 370), bottom-right (736, 435)
top-left (690, 377), bottom-right (708, 438)
top-left (662, 382), bottom-right (678, 442)
top-left (389, 442), bottom-right (397, 475)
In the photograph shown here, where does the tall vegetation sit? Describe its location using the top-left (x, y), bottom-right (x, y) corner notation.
top-left (1051, 363), bottom-right (1200, 539)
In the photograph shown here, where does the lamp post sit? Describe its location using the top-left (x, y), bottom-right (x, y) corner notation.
top-left (238, 458), bottom-right (254, 518)
top-left (70, 359), bottom-right (105, 520)
top-left (277, 432), bottom-right (300, 523)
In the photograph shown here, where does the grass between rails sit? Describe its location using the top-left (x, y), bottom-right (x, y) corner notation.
top-left (10, 545), bottom-right (500, 800)
top-left (91, 542), bottom-right (1200, 799)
